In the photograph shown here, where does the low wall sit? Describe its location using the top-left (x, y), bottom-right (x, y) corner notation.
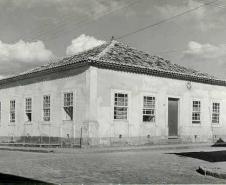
top-left (0, 134), bottom-right (217, 147)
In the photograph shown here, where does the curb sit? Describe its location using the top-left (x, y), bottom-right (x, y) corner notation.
top-left (55, 143), bottom-right (213, 154)
top-left (0, 147), bottom-right (54, 153)
top-left (0, 143), bottom-right (214, 154)
top-left (197, 166), bottom-right (226, 180)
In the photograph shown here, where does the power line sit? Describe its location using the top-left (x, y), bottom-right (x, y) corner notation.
top-left (26, 0), bottom-right (139, 42)
top-left (8, 0), bottom-right (225, 59)
top-left (21, 0), bottom-right (106, 40)
top-left (15, 0), bottom-right (224, 43)
top-left (151, 1), bottom-right (226, 56)
top-left (208, 0), bottom-right (226, 8)
top-left (40, 0), bottom-right (226, 43)
top-left (154, 48), bottom-right (187, 55)
top-left (33, 0), bottom-right (226, 42)
top-left (153, 43), bottom-right (226, 56)
top-left (116, 0), bottom-right (219, 40)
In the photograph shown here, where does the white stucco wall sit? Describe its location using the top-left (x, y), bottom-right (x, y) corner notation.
top-left (0, 66), bottom-right (90, 143)
top-left (96, 67), bottom-right (226, 143)
top-left (0, 65), bottom-right (225, 145)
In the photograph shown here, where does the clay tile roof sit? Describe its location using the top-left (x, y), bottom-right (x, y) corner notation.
top-left (0, 40), bottom-right (225, 86)
top-left (92, 40), bottom-right (216, 79)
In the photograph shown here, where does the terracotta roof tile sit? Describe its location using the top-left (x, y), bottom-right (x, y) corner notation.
top-left (0, 40), bottom-right (224, 86)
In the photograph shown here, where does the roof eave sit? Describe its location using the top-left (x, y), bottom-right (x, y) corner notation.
top-left (89, 59), bottom-right (226, 87)
top-left (0, 58), bottom-right (225, 87)
top-left (0, 59), bottom-right (90, 86)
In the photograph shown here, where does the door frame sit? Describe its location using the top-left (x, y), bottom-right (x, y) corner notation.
top-left (166, 96), bottom-right (181, 138)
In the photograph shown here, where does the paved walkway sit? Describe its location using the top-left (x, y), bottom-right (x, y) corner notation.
top-left (0, 142), bottom-right (213, 153)
top-left (0, 144), bottom-right (225, 184)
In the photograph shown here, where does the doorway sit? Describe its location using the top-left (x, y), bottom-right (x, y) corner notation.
top-left (168, 98), bottom-right (179, 137)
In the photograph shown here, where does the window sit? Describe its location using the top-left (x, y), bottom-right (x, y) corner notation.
top-left (63, 92), bottom-right (73, 120)
top-left (25, 98), bottom-right (32, 122)
top-left (114, 93), bottom-right (128, 120)
top-left (212, 102), bottom-right (220, 124)
top-left (43, 95), bottom-right (50, 121)
top-left (192, 100), bottom-right (201, 124)
top-left (10, 100), bottom-right (15, 123)
top-left (0, 102), bottom-right (1, 123)
top-left (143, 96), bottom-right (155, 122)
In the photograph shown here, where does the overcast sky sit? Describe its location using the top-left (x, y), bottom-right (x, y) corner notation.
top-left (0, 0), bottom-right (226, 79)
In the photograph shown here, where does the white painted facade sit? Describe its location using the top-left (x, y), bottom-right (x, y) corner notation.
top-left (0, 66), bottom-right (225, 145)
top-left (95, 67), bottom-right (226, 145)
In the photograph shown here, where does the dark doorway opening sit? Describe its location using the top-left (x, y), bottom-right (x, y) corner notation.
top-left (168, 98), bottom-right (179, 137)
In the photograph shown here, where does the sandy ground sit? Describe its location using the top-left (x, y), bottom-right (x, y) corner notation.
top-left (0, 145), bottom-right (225, 184)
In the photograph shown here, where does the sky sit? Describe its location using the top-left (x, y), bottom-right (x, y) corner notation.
top-left (0, 0), bottom-right (226, 79)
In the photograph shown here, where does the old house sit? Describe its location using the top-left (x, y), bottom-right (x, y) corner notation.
top-left (0, 40), bottom-right (226, 146)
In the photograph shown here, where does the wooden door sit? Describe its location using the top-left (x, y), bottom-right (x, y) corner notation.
top-left (168, 98), bottom-right (179, 137)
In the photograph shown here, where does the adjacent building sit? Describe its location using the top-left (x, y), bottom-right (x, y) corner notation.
top-left (0, 40), bottom-right (226, 146)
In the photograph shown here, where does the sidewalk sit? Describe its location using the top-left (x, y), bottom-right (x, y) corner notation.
top-left (0, 143), bottom-right (225, 184)
top-left (0, 142), bottom-right (215, 154)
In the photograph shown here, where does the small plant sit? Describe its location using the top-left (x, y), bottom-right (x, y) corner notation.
top-left (216, 138), bottom-right (224, 143)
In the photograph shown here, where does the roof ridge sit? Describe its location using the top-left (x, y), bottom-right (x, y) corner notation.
top-left (92, 40), bottom-right (118, 60)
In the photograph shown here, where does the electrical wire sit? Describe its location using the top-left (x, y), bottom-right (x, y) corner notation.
top-left (26, 0), bottom-right (140, 42)
top-left (116, 0), bottom-right (219, 40)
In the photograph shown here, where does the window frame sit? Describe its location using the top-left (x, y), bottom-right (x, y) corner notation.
top-left (111, 89), bottom-right (131, 121)
top-left (10, 100), bottom-right (16, 123)
top-left (212, 102), bottom-right (220, 124)
top-left (43, 95), bottom-right (51, 122)
top-left (113, 92), bottom-right (128, 120)
top-left (63, 91), bottom-right (74, 121)
top-left (25, 97), bottom-right (32, 122)
top-left (0, 101), bottom-right (1, 124)
top-left (142, 96), bottom-right (156, 123)
top-left (192, 100), bottom-right (201, 124)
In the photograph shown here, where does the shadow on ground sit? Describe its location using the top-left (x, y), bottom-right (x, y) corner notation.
top-left (0, 172), bottom-right (54, 185)
top-left (168, 150), bottom-right (226, 162)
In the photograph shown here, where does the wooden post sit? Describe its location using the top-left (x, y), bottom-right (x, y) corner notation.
top-left (49, 125), bottom-right (51, 146)
top-left (41, 135), bottom-right (42, 145)
top-left (60, 127), bottom-right (62, 148)
top-left (80, 127), bottom-right (83, 148)
top-left (24, 126), bottom-right (26, 146)
top-left (73, 124), bottom-right (76, 147)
